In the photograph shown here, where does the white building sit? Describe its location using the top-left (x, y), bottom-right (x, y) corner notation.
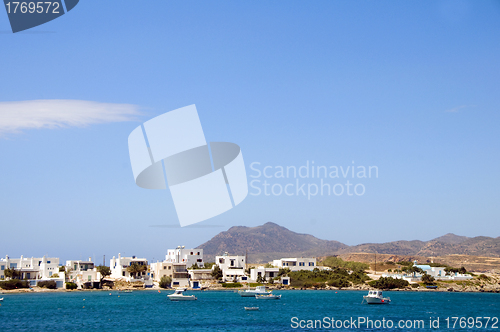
top-left (65, 258), bottom-right (101, 289)
top-left (414, 261), bottom-right (472, 281)
top-left (0, 255), bottom-right (64, 288)
top-left (150, 261), bottom-right (190, 287)
top-left (215, 253), bottom-right (247, 282)
top-left (382, 261), bottom-right (473, 282)
top-left (272, 258), bottom-right (317, 271)
top-left (164, 246), bottom-right (204, 268)
top-left (188, 269), bottom-right (214, 288)
top-left (250, 267), bottom-right (279, 282)
top-left (109, 254), bottom-right (148, 282)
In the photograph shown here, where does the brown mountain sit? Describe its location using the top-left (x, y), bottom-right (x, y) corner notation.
top-left (196, 222), bottom-right (348, 263)
top-left (197, 222), bottom-right (500, 263)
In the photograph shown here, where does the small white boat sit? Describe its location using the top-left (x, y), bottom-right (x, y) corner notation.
top-left (244, 307), bottom-right (259, 311)
top-left (362, 290), bottom-right (391, 304)
top-left (0, 298), bottom-right (3, 301)
top-left (167, 288), bottom-right (197, 301)
top-left (256, 294), bottom-right (281, 300)
top-left (238, 286), bottom-right (271, 297)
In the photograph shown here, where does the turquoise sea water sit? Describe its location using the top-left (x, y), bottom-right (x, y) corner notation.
top-left (0, 290), bottom-right (499, 331)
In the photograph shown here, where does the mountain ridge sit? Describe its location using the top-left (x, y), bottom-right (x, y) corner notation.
top-left (196, 222), bottom-right (500, 263)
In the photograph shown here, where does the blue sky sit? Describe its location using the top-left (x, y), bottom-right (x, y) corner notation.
top-left (1, 1), bottom-right (499, 263)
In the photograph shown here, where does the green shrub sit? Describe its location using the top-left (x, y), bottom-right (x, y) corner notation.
top-left (369, 277), bottom-right (409, 289)
top-left (159, 276), bottom-right (172, 289)
top-left (302, 281), bottom-right (313, 288)
top-left (38, 280), bottom-right (57, 289)
top-left (328, 278), bottom-right (350, 288)
top-left (398, 261), bottom-right (413, 267)
top-left (410, 283), bottom-right (419, 288)
top-left (321, 257), bottom-right (369, 272)
top-left (211, 266), bottom-right (223, 280)
top-left (421, 273), bottom-right (436, 285)
top-left (0, 279), bottom-right (29, 290)
top-left (221, 282), bottom-right (243, 288)
top-left (65, 282), bottom-right (78, 290)
top-left (249, 283), bottom-right (263, 287)
top-left (478, 274), bottom-right (490, 281)
top-left (203, 262), bottom-right (215, 269)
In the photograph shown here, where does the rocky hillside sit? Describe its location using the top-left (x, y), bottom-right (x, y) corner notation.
top-left (197, 222), bottom-right (500, 263)
top-left (197, 222), bottom-right (348, 262)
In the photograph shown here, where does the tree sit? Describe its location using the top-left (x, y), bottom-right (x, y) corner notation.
top-left (278, 268), bottom-right (290, 277)
top-left (38, 280), bottom-right (57, 289)
top-left (402, 266), bottom-right (424, 276)
top-left (4, 268), bottom-right (20, 280)
top-left (211, 265), bottom-right (223, 280)
top-left (159, 276), bottom-right (172, 289)
top-left (126, 263), bottom-right (147, 278)
top-left (96, 265), bottom-right (111, 282)
top-left (369, 277), bottom-right (409, 289)
top-left (328, 277), bottom-right (350, 289)
top-left (264, 263), bottom-right (274, 268)
top-left (65, 282), bottom-right (78, 290)
top-left (421, 273), bottom-right (435, 285)
top-left (445, 266), bottom-right (467, 276)
top-left (203, 262), bottom-right (215, 269)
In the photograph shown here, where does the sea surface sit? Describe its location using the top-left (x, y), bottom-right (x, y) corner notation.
top-left (0, 289), bottom-right (499, 331)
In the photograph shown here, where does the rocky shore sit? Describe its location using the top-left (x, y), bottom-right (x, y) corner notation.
top-left (2, 275), bottom-right (499, 294)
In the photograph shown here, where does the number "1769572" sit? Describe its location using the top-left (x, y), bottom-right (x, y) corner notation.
top-left (5, 2), bottom-right (60, 14)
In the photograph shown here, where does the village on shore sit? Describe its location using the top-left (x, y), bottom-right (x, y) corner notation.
top-left (2, 246), bottom-right (500, 294)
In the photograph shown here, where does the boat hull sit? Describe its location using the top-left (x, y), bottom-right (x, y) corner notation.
top-left (363, 296), bottom-right (390, 304)
top-left (238, 291), bottom-right (270, 297)
top-left (168, 295), bottom-right (197, 301)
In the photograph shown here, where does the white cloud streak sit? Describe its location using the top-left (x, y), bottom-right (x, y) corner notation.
top-left (445, 105), bottom-right (476, 113)
top-left (0, 99), bottom-right (142, 135)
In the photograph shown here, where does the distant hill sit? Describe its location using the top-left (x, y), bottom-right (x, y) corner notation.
top-left (197, 222), bottom-right (500, 263)
top-left (196, 222), bottom-right (348, 263)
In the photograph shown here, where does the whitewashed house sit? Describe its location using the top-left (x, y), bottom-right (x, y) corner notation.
top-left (272, 258), bottom-right (317, 271)
top-left (215, 253), bottom-right (248, 282)
top-left (250, 267), bottom-right (279, 282)
top-left (188, 269), bottom-right (213, 288)
top-left (382, 261), bottom-right (472, 282)
top-left (65, 258), bottom-right (101, 289)
top-left (0, 255), bottom-right (64, 288)
top-left (149, 261), bottom-right (190, 287)
top-left (414, 261), bottom-right (472, 281)
top-left (109, 254), bottom-right (149, 282)
top-left (164, 246), bottom-right (204, 268)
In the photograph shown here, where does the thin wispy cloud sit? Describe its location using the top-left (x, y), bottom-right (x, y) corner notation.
top-left (445, 105), bottom-right (476, 113)
top-left (0, 99), bottom-right (142, 136)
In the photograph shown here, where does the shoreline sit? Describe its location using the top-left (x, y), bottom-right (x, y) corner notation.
top-left (2, 284), bottom-right (499, 295)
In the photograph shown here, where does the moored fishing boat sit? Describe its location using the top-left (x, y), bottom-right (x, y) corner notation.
top-left (168, 288), bottom-right (197, 301)
top-left (238, 286), bottom-right (271, 297)
top-left (362, 290), bottom-right (391, 304)
top-left (256, 294), bottom-right (281, 300)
